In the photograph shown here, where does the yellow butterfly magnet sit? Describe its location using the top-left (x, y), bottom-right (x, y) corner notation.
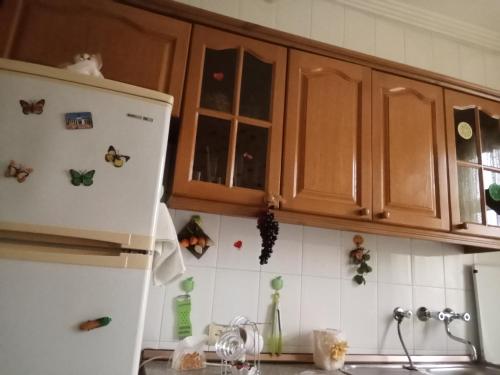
top-left (105, 145), bottom-right (130, 168)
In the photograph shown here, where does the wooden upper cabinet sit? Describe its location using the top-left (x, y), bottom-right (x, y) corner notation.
top-left (171, 25), bottom-right (286, 209)
top-left (1, 0), bottom-right (190, 116)
top-left (372, 72), bottom-right (449, 231)
top-left (281, 50), bottom-right (372, 220)
top-left (445, 90), bottom-right (500, 238)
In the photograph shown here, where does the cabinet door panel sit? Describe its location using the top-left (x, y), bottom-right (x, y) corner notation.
top-left (372, 72), bottom-right (449, 230)
top-left (3, 0), bottom-right (190, 116)
top-left (172, 25), bottom-right (286, 207)
top-left (282, 50), bottom-right (371, 219)
top-left (445, 89), bottom-right (500, 238)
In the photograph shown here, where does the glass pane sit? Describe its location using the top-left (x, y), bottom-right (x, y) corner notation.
top-left (480, 111), bottom-right (500, 168)
top-left (200, 48), bottom-right (237, 113)
top-left (457, 166), bottom-right (482, 224)
top-left (239, 52), bottom-right (273, 121)
top-left (454, 108), bottom-right (478, 163)
top-left (233, 124), bottom-right (268, 190)
top-left (484, 170), bottom-right (500, 226)
top-left (192, 115), bottom-right (231, 184)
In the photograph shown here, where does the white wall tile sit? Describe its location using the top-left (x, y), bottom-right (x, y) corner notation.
top-left (412, 239), bottom-right (444, 288)
top-left (261, 223), bottom-right (303, 275)
top-left (174, 210), bottom-right (220, 268)
top-left (378, 284), bottom-right (413, 354)
top-left (200, 0), bottom-right (239, 18)
top-left (341, 280), bottom-right (378, 351)
top-left (300, 276), bottom-right (341, 351)
top-left (484, 51), bottom-right (500, 91)
top-left (443, 244), bottom-right (473, 290)
top-left (217, 216), bottom-right (261, 271)
top-left (474, 251), bottom-right (500, 265)
top-left (375, 18), bottom-right (405, 63)
top-left (344, 9), bottom-right (375, 55)
top-left (432, 36), bottom-right (460, 78)
top-left (239, 0), bottom-right (277, 29)
top-left (302, 226), bottom-right (341, 278)
top-left (159, 266), bottom-right (216, 341)
top-left (275, 0), bottom-right (312, 38)
top-left (212, 268), bottom-right (260, 324)
top-left (258, 272), bottom-right (302, 348)
top-left (341, 231), bottom-right (377, 283)
top-left (405, 28), bottom-right (433, 70)
top-left (413, 286), bottom-right (446, 352)
top-left (459, 45), bottom-right (486, 86)
top-left (311, 0), bottom-right (344, 47)
top-left (377, 236), bottom-right (412, 285)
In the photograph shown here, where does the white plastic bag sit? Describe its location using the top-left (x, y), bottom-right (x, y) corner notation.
top-left (172, 335), bottom-right (207, 371)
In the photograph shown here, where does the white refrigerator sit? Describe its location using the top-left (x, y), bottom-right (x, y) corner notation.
top-left (0, 59), bottom-right (173, 375)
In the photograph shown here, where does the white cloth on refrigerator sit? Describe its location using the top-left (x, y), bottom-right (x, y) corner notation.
top-left (152, 203), bottom-right (185, 285)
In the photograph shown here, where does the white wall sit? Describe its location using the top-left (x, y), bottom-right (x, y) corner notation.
top-left (144, 209), bottom-right (479, 355)
top-left (143, 0), bottom-right (500, 356)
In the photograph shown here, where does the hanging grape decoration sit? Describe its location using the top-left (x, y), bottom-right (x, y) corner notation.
top-left (257, 209), bottom-right (279, 265)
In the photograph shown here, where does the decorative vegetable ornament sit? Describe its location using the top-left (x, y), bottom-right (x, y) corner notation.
top-left (349, 235), bottom-right (372, 285)
top-left (4, 160), bottom-right (33, 183)
top-left (257, 209), bottom-right (279, 265)
top-left (70, 169), bottom-right (95, 186)
top-left (177, 215), bottom-right (214, 259)
top-left (79, 316), bottom-right (112, 331)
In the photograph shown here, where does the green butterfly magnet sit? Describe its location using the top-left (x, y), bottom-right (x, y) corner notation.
top-left (70, 169), bottom-right (95, 186)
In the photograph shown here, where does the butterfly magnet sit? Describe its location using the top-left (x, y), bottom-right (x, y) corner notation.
top-left (69, 169), bottom-right (95, 186)
top-left (105, 146), bottom-right (130, 168)
top-left (19, 99), bottom-right (45, 115)
top-left (4, 160), bottom-right (33, 183)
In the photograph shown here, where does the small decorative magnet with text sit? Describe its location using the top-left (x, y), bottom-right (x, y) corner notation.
top-left (65, 112), bottom-right (93, 129)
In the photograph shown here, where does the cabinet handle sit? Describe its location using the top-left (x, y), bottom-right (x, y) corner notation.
top-left (359, 208), bottom-right (370, 216)
top-left (265, 193), bottom-right (285, 208)
top-left (378, 211), bottom-right (391, 219)
top-left (456, 222), bottom-right (469, 230)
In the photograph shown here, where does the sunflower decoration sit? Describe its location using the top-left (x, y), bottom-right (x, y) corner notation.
top-left (330, 341), bottom-right (349, 361)
top-left (349, 234), bottom-right (372, 285)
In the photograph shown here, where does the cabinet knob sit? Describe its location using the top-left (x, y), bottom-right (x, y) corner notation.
top-left (378, 211), bottom-right (391, 219)
top-left (456, 222), bottom-right (469, 230)
top-left (265, 193), bottom-right (285, 208)
top-left (358, 208), bottom-right (370, 216)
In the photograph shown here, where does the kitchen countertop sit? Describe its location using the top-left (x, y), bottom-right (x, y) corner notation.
top-left (141, 361), bottom-right (337, 375)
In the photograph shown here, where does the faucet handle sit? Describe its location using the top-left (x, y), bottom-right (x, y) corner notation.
top-left (393, 307), bottom-right (412, 322)
top-left (417, 307), bottom-right (445, 321)
top-left (443, 308), bottom-right (471, 322)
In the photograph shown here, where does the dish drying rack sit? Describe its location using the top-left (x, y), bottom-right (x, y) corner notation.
top-left (215, 316), bottom-right (262, 375)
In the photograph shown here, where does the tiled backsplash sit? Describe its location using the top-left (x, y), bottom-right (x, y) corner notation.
top-left (143, 209), bottom-right (480, 355)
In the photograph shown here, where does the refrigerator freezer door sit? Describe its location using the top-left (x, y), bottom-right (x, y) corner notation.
top-left (0, 256), bottom-right (150, 375)
top-left (0, 67), bottom-right (171, 249)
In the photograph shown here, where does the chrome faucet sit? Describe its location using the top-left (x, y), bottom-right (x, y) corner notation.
top-left (416, 307), bottom-right (445, 321)
top-left (417, 307), bottom-right (478, 362)
top-left (442, 308), bottom-right (478, 362)
top-left (393, 307), bottom-right (417, 371)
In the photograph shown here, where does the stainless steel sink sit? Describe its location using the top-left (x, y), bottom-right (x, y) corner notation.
top-left (344, 364), bottom-right (500, 375)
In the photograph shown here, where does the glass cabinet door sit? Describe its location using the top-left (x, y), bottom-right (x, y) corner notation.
top-left (172, 25), bottom-right (286, 208)
top-left (446, 90), bottom-right (500, 237)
